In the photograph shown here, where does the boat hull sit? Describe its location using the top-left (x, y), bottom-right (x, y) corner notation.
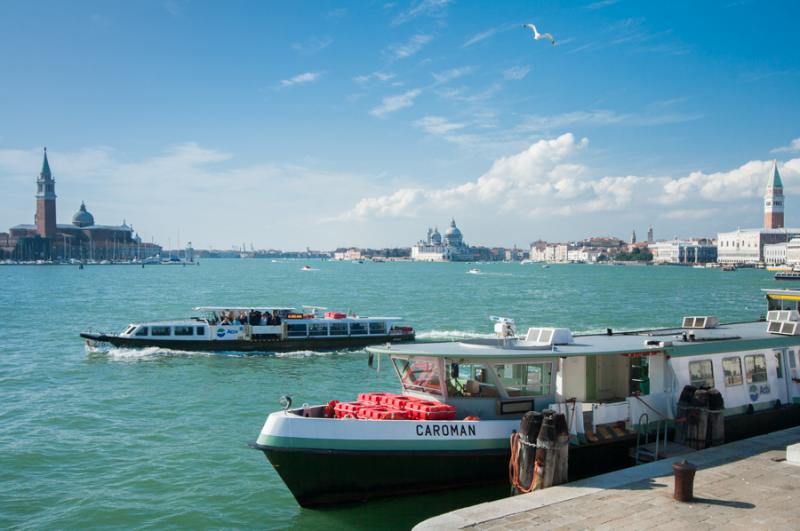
top-left (252, 405), bottom-right (800, 507)
top-left (79, 332), bottom-right (415, 352)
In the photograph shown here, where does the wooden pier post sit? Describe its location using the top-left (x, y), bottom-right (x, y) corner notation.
top-left (512, 411), bottom-right (542, 495)
top-left (553, 412), bottom-right (570, 486)
top-left (534, 410), bottom-right (556, 490)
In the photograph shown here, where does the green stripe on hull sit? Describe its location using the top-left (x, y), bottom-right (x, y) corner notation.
top-left (257, 434), bottom-right (508, 451)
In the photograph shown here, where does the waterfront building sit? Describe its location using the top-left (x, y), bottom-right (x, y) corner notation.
top-left (763, 242), bottom-right (788, 266)
top-left (1, 149), bottom-right (161, 261)
top-left (787, 239), bottom-right (800, 266)
top-left (651, 239), bottom-right (718, 264)
top-left (566, 248), bottom-right (601, 262)
top-left (717, 162), bottom-right (798, 265)
top-left (630, 229), bottom-right (637, 245)
top-left (411, 219), bottom-right (472, 261)
top-left (647, 226), bottom-right (654, 244)
top-left (333, 248), bottom-right (364, 261)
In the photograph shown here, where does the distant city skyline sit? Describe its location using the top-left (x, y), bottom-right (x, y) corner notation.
top-left (1, 1), bottom-right (799, 249)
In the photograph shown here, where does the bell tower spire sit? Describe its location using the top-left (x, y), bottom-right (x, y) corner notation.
top-left (35, 147), bottom-right (57, 238)
top-left (764, 160), bottom-right (784, 229)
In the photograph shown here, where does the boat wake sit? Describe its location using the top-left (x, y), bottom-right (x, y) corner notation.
top-left (274, 349), bottom-right (345, 358)
top-left (85, 345), bottom-right (214, 361)
top-left (417, 329), bottom-right (496, 340)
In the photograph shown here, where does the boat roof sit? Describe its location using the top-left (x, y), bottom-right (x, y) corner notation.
top-left (763, 288), bottom-right (800, 300)
top-left (369, 320), bottom-right (800, 359)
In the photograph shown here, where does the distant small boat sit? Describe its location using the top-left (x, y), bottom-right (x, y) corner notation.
top-left (721, 265), bottom-right (737, 272)
top-left (542, 264), bottom-right (550, 269)
top-left (775, 271), bottom-right (800, 281)
top-left (467, 268), bottom-right (481, 275)
top-left (301, 265), bottom-right (315, 271)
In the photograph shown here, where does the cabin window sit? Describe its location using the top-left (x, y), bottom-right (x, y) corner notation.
top-left (789, 350), bottom-right (797, 369)
top-left (393, 358), bottom-right (442, 395)
top-left (722, 357), bottom-right (743, 386)
top-left (744, 354), bottom-right (768, 384)
top-left (174, 326), bottom-right (194, 336)
top-left (369, 322), bottom-right (387, 335)
top-left (135, 326), bottom-right (149, 336)
top-left (329, 323), bottom-right (348, 336)
top-left (775, 352), bottom-right (783, 379)
top-left (349, 322), bottom-right (367, 335)
top-left (151, 326), bottom-right (171, 336)
top-left (196, 326), bottom-right (205, 336)
top-left (493, 362), bottom-right (553, 397)
top-left (445, 362), bottom-right (497, 398)
top-left (309, 323), bottom-right (328, 336)
top-left (287, 324), bottom-right (308, 337)
top-left (123, 325), bottom-right (137, 335)
top-left (688, 360), bottom-right (714, 388)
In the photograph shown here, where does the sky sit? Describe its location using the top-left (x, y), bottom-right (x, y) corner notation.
top-left (1, 0), bottom-right (800, 250)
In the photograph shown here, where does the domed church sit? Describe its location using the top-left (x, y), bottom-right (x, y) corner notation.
top-left (412, 219), bottom-right (472, 261)
top-left (1, 148), bottom-right (162, 261)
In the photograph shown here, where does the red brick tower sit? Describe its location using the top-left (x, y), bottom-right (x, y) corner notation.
top-left (35, 147), bottom-right (57, 238)
top-left (764, 160), bottom-right (784, 229)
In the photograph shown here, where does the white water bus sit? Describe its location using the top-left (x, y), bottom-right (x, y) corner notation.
top-left (81, 306), bottom-right (414, 353)
top-left (252, 289), bottom-right (800, 506)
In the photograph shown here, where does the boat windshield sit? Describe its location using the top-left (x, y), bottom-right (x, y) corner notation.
top-left (493, 361), bottom-right (554, 397)
top-left (393, 358), bottom-right (442, 396)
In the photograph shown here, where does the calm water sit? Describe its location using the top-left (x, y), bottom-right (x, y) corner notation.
top-left (0, 260), bottom-right (779, 529)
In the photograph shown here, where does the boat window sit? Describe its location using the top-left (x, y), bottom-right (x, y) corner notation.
top-left (393, 358), bottom-right (442, 395)
top-left (287, 324), bottom-right (308, 337)
top-left (722, 357), bottom-right (743, 386)
top-left (174, 325), bottom-right (194, 336)
top-left (151, 326), bottom-right (171, 336)
top-left (493, 362), bottom-right (553, 397)
top-left (775, 352), bottom-right (783, 379)
top-left (329, 323), bottom-right (348, 336)
top-left (134, 326), bottom-right (149, 337)
top-left (744, 354), bottom-right (768, 384)
top-left (445, 362), bottom-right (497, 398)
top-left (350, 322), bottom-right (367, 335)
top-left (789, 350), bottom-right (797, 370)
top-left (123, 325), bottom-right (137, 335)
top-left (196, 326), bottom-right (205, 336)
top-left (369, 322), bottom-right (387, 335)
top-left (688, 360), bottom-right (714, 388)
top-left (309, 323), bottom-right (328, 336)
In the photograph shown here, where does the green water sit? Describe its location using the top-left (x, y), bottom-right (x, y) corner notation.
top-left (0, 260), bottom-right (779, 529)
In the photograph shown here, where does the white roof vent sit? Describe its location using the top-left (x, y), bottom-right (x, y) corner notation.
top-left (524, 327), bottom-right (574, 345)
top-left (767, 320), bottom-right (800, 336)
top-left (767, 310), bottom-right (800, 323)
top-left (682, 316), bottom-right (719, 329)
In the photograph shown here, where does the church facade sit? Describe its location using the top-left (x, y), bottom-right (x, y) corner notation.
top-left (0, 149), bottom-right (161, 261)
top-left (411, 219), bottom-right (473, 261)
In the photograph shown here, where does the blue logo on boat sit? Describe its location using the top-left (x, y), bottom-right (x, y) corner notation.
top-left (749, 384), bottom-right (759, 401)
top-left (216, 327), bottom-right (226, 338)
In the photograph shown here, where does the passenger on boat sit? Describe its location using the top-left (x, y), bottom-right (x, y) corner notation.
top-left (221, 315), bottom-right (232, 325)
top-left (238, 311), bottom-right (248, 325)
top-left (249, 310), bottom-right (261, 326)
top-left (259, 313), bottom-right (268, 326)
top-left (271, 310), bottom-right (281, 325)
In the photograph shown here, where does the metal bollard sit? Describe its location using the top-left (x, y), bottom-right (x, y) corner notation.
top-left (672, 460), bottom-right (697, 502)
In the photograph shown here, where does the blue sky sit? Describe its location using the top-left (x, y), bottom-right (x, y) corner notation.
top-left (1, 0), bottom-right (799, 249)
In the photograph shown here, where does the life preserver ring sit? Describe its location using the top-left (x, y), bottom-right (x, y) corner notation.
top-left (324, 399), bottom-right (339, 418)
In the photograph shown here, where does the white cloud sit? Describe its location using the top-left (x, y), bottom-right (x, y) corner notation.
top-left (463, 27), bottom-right (500, 47)
top-left (291, 37), bottom-right (333, 55)
top-left (387, 34), bottom-right (433, 59)
top-left (333, 132), bottom-right (800, 225)
top-left (503, 65), bottom-right (531, 81)
top-left (772, 138), bottom-right (800, 153)
top-left (415, 116), bottom-right (466, 135)
top-left (279, 71), bottom-right (323, 88)
top-left (517, 109), bottom-right (701, 132)
top-left (354, 71), bottom-right (396, 85)
top-left (392, 0), bottom-right (451, 26)
top-left (370, 89), bottom-right (422, 117)
top-left (586, 0), bottom-right (619, 9)
top-left (432, 66), bottom-right (475, 84)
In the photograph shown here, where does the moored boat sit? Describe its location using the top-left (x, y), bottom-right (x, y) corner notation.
top-left (80, 306), bottom-right (414, 353)
top-left (251, 289), bottom-right (800, 506)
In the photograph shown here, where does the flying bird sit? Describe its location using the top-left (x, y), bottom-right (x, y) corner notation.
top-left (523, 23), bottom-right (555, 45)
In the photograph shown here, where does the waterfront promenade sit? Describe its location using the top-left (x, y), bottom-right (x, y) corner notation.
top-left (416, 426), bottom-right (800, 530)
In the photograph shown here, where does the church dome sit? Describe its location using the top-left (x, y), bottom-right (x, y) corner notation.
top-left (431, 227), bottom-right (442, 245)
top-left (444, 219), bottom-right (462, 238)
top-left (72, 202), bottom-right (95, 227)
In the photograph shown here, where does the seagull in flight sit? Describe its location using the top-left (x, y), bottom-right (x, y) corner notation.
top-left (523, 23), bottom-right (555, 45)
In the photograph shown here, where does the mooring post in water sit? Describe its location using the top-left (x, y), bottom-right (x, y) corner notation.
top-left (552, 412), bottom-right (570, 486)
top-left (511, 411), bottom-right (542, 495)
top-left (707, 388), bottom-right (725, 447)
top-left (534, 410), bottom-right (556, 490)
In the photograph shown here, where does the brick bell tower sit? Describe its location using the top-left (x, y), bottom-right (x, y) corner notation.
top-left (35, 147), bottom-right (57, 238)
top-left (764, 160), bottom-right (784, 229)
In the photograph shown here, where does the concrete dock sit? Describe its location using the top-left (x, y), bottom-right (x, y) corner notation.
top-left (415, 426), bottom-right (800, 530)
